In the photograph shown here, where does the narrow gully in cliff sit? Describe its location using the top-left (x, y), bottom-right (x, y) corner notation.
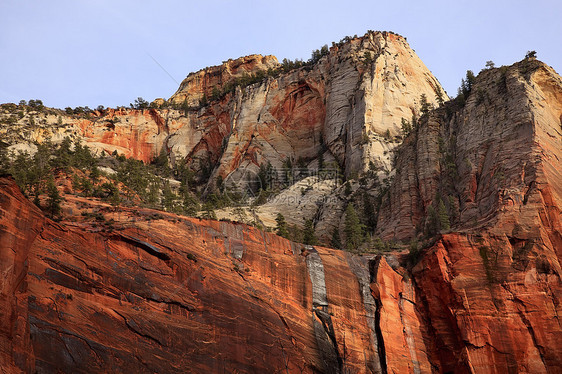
top-left (398, 293), bottom-right (422, 374)
top-left (373, 299), bottom-right (388, 374)
top-left (345, 254), bottom-right (384, 373)
top-left (369, 257), bottom-right (388, 374)
top-left (304, 245), bottom-right (343, 373)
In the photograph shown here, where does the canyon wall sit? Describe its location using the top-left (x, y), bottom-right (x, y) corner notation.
top-left (374, 58), bottom-right (562, 372)
top-left (377, 58), bottom-right (562, 242)
top-left (0, 176), bottom-right (437, 373)
top-left (1, 33), bottom-right (562, 373)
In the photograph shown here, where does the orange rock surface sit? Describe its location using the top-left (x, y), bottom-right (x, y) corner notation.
top-left (169, 54), bottom-right (280, 107)
top-left (0, 176), bottom-right (425, 373)
top-left (374, 58), bottom-right (562, 373)
top-left (413, 232), bottom-right (562, 372)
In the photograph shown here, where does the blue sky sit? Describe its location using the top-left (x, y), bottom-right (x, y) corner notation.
top-left (1, 0), bottom-right (560, 109)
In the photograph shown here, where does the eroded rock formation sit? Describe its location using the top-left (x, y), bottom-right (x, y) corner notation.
top-left (1, 31), bottom-right (562, 373)
top-left (2, 162), bottom-right (560, 372)
top-left (374, 58), bottom-right (562, 372)
top-left (0, 31), bottom-right (444, 180)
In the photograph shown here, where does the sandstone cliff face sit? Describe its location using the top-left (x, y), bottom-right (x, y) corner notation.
top-left (413, 232), bottom-right (562, 373)
top-left (0, 31), bottom-right (447, 237)
top-left (0, 176), bottom-right (434, 373)
top-left (2, 167), bottom-right (560, 373)
top-left (0, 178), bottom-right (45, 373)
top-left (208, 31), bottom-right (445, 183)
top-left (374, 59), bottom-right (562, 372)
top-left (377, 59), bottom-right (562, 242)
top-left (1, 31), bottom-right (445, 181)
top-left (2, 34), bottom-right (562, 373)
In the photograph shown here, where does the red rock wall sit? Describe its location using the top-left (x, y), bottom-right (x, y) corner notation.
top-left (413, 233), bottom-right (562, 373)
top-left (1, 176), bottom-right (430, 373)
top-left (0, 178), bottom-right (45, 373)
top-left (1, 58), bottom-right (562, 374)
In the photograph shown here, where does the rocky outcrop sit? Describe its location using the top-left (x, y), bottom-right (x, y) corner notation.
top-left (1, 31), bottom-right (445, 181)
top-left (412, 233), bottom-right (562, 373)
top-left (2, 34), bottom-right (562, 373)
top-left (0, 31), bottom-right (449, 239)
top-left (377, 59), bottom-right (562, 242)
top-left (208, 31), bottom-right (445, 183)
top-left (3, 170), bottom-right (561, 372)
top-left (168, 54), bottom-right (280, 107)
top-left (0, 31), bottom-right (448, 237)
top-left (0, 177), bottom-right (45, 374)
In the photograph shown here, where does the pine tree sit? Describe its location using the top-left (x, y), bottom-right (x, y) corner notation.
top-left (46, 178), bottom-right (62, 219)
top-left (435, 87), bottom-right (445, 106)
top-left (275, 213), bottom-right (289, 239)
top-left (98, 181), bottom-right (120, 206)
top-left (331, 228), bottom-right (342, 249)
top-left (202, 203), bottom-right (217, 220)
top-left (438, 199), bottom-right (451, 231)
top-left (162, 181), bottom-right (176, 211)
top-left (344, 203), bottom-right (364, 251)
top-left (211, 86), bottom-right (222, 101)
top-left (459, 70), bottom-right (476, 98)
top-left (425, 205), bottom-right (439, 237)
top-left (33, 191), bottom-right (41, 209)
top-left (199, 94), bottom-right (208, 107)
top-left (182, 193), bottom-right (199, 216)
top-left (152, 147), bottom-right (171, 176)
top-left (90, 164), bottom-right (100, 182)
top-left (420, 93), bottom-right (432, 115)
top-left (363, 192), bottom-right (377, 231)
top-left (303, 219), bottom-right (317, 245)
top-left (131, 97), bottom-right (149, 110)
top-left (287, 224), bottom-right (303, 243)
top-left (401, 118), bottom-right (412, 137)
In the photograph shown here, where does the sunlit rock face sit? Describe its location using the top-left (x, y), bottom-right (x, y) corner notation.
top-left (377, 59), bottom-right (562, 242)
top-left (374, 58), bottom-right (562, 373)
top-left (1, 31), bottom-right (444, 181)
